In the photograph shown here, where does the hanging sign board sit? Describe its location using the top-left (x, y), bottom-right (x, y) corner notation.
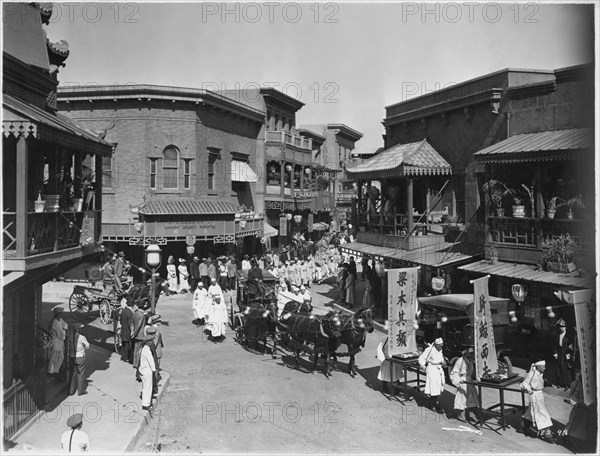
top-left (473, 276), bottom-right (499, 379)
top-left (387, 267), bottom-right (419, 357)
top-left (568, 289), bottom-right (596, 405)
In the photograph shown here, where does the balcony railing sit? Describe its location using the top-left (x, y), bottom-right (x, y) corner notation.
top-left (3, 210), bottom-right (100, 258)
top-left (264, 130), bottom-right (312, 151)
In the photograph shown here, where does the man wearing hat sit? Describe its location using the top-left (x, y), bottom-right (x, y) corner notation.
top-left (206, 278), bottom-right (227, 342)
top-left (190, 256), bottom-right (200, 292)
top-left (138, 334), bottom-right (156, 413)
top-left (69, 323), bottom-right (89, 396)
top-left (199, 258), bottom-right (209, 289)
top-left (246, 260), bottom-right (263, 301)
top-left (60, 413), bottom-right (91, 453)
top-left (241, 254), bottom-right (251, 271)
top-left (450, 346), bottom-right (479, 421)
top-left (48, 307), bottom-right (68, 378)
top-left (226, 255), bottom-right (237, 291)
top-left (521, 360), bottom-right (554, 441)
top-left (119, 301), bottom-right (134, 363)
top-left (554, 318), bottom-right (577, 389)
top-left (418, 338), bottom-right (447, 414)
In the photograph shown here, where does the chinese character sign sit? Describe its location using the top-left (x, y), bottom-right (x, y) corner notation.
top-left (387, 268), bottom-right (419, 357)
top-left (570, 289), bottom-right (595, 405)
top-left (279, 216), bottom-right (288, 237)
top-left (473, 276), bottom-right (498, 379)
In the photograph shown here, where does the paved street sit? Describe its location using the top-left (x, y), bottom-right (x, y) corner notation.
top-left (131, 282), bottom-right (571, 454)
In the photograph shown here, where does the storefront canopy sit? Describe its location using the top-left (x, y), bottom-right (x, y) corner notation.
top-left (138, 198), bottom-right (243, 216)
top-left (473, 127), bottom-right (593, 163)
top-left (458, 259), bottom-right (595, 289)
top-left (231, 160), bottom-right (258, 183)
top-left (346, 139), bottom-right (452, 180)
top-left (263, 222), bottom-right (278, 237)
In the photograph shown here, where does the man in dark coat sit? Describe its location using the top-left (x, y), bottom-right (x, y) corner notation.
top-left (246, 260), bottom-right (263, 300)
top-left (189, 256), bottom-right (200, 292)
top-left (554, 318), bottom-right (577, 388)
top-left (348, 256), bottom-right (357, 277)
top-left (361, 256), bottom-right (369, 280)
top-left (131, 304), bottom-right (146, 369)
top-left (119, 301), bottom-right (134, 363)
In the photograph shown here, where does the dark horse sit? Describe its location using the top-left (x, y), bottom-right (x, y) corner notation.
top-left (329, 307), bottom-right (375, 377)
top-left (239, 299), bottom-right (279, 358)
top-left (126, 278), bottom-right (169, 310)
top-left (280, 311), bottom-right (342, 377)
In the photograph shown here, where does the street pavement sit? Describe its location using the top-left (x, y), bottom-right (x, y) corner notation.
top-left (132, 279), bottom-right (575, 454)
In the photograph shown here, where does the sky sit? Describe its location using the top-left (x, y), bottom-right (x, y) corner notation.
top-left (43, 1), bottom-right (596, 147)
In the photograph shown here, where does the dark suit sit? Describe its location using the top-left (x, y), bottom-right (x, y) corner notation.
top-left (190, 261), bottom-right (200, 292)
top-left (555, 329), bottom-right (577, 387)
top-left (246, 267), bottom-right (263, 298)
top-left (119, 306), bottom-right (134, 363)
top-left (132, 308), bottom-right (145, 369)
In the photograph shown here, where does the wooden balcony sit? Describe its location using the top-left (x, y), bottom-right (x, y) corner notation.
top-left (487, 215), bottom-right (595, 268)
top-left (265, 130), bottom-right (313, 151)
top-left (2, 210), bottom-right (101, 271)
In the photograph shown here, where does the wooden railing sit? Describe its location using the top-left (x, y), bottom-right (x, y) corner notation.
top-left (264, 130), bottom-right (312, 150)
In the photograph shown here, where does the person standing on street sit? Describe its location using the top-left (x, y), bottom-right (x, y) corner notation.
top-left (207, 258), bottom-right (218, 285)
top-left (119, 301), bottom-right (134, 363)
top-left (218, 258), bottom-right (228, 292)
top-left (241, 254), bottom-right (251, 271)
top-left (60, 413), bottom-right (91, 453)
top-left (139, 335), bottom-right (156, 413)
top-left (554, 318), bottom-right (577, 389)
top-left (102, 256), bottom-right (119, 293)
top-left (344, 265), bottom-right (356, 309)
top-left (166, 256), bottom-right (178, 295)
top-left (48, 306), bottom-right (68, 378)
top-left (69, 323), bottom-right (89, 396)
top-left (418, 337), bottom-right (447, 414)
top-left (199, 258), bottom-right (209, 289)
top-left (521, 360), bottom-right (555, 442)
top-left (131, 303), bottom-right (146, 370)
top-left (226, 256), bottom-right (237, 291)
top-left (189, 256), bottom-right (200, 292)
top-left (178, 259), bottom-right (190, 294)
top-left (193, 281), bottom-right (210, 326)
top-left (450, 346), bottom-right (480, 422)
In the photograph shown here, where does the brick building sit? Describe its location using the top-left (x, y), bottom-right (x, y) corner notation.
top-left (57, 84), bottom-right (267, 268)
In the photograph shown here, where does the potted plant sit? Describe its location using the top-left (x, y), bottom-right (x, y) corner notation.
top-left (34, 193), bottom-right (45, 213)
top-left (486, 241), bottom-right (499, 264)
top-left (556, 195), bottom-right (585, 220)
top-left (541, 233), bottom-right (578, 273)
top-left (545, 196), bottom-right (564, 219)
top-left (504, 186), bottom-right (526, 217)
top-left (482, 179), bottom-right (507, 217)
top-left (73, 167), bottom-right (96, 211)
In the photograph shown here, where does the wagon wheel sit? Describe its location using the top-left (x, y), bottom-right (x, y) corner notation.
top-left (99, 299), bottom-right (112, 325)
top-left (69, 292), bottom-right (90, 319)
top-left (234, 314), bottom-right (246, 345)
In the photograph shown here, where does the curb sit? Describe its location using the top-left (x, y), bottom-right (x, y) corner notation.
top-left (125, 371), bottom-right (171, 452)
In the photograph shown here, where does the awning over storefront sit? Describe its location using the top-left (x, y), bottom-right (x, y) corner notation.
top-left (312, 222), bottom-right (329, 231)
top-left (231, 160), bottom-right (258, 183)
top-left (138, 198), bottom-right (242, 216)
top-left (3, 94), bottom-right (114, 156)
top-left (346, 139), bottom-right (452, 180)
top-left (340, 241), bottom-right (482, 268)
top-left (473, 128), bottom-right (593, 163)
top-left (264, 222), bottom-right (278, 237)
top-left (458, 259), bottom-right (595, 288)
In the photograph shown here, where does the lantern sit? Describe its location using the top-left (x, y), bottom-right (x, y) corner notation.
top-left (431, 276), bottom-right (445, 292)
top-left (512, 284), bottom-right (527, 304)
top-left (294, 215), bottom-right (303, 223)
top-left (286, 213), bottom-right (293, 221)
top-left (304, 168), bottom-right (311, 175)
top-left (546, 306), bottom-right (555, 319)
top-left (509, 310), bottom-right (518, 323)
top-left (285, 164), bottom-right (292, 172)
top-left (239, 220), bottom-right (247, 229)
top-left (145, 244), bottom-right (162, 269)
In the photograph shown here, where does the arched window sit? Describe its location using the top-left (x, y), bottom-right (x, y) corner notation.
top-left (162, 146), bottom-right (179, 189)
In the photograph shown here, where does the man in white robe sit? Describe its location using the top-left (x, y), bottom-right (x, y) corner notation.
top-left (418, 337), bottom-right (447, 414)
top-left (522, 360), bottom-right (554, 440)
top-left (139, 335), bottom-right (156, 413)
top-left (206, 278), bottom-right (227, 341)
top-left (450, 347), bottom-right (479, 421)
top-left (192, 282), bottom-right (211, 326)
top-left (376, 337), bottom-right (404, 382)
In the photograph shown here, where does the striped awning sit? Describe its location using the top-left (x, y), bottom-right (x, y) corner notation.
top-left (138, 198), bottom-right (242, 216)
top-left (264, 222), bottom-right (278, 237)
top-left (473, 128), bottom-right (593, 163)
top-left (231, 160), bottom-right (258, 183)
top-left (346, 139), bottom-right (451, 180)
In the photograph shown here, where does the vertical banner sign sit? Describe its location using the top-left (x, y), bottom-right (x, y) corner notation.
top-left (473, 276), bottom-right (499, 379)
top-left (308, 213), bottom-right (314, 233)
top-left (569, 289), bottom-right (595, 405)
top-left (279, 216), bottom-right (287, 237)
top-left (387, 268), bottom-right (419, 357)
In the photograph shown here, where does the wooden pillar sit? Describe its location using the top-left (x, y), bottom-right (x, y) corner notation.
top-left (534, 163), bottom-right (544, 218)
top-left (280, 160), bottom-right (285, 197)
top-left (357, 180), bottom-right (363, 228)
top-left (16, 136), bottom-right (29, 258)
top-left (95, 153), bottom-right (103, 241)
top-left (407, 178), bottom-right (414, 234)
top-left (300, 165), bottom-right (304, 191)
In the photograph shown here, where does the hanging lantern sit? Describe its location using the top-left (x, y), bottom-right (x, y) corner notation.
top-left (509, 310), bottom-right (518, 323)
top-left (546, 306), bottom-right (555, 319)
top-left (286, 213), bottom-right (293, 221)
top-left (294, 215), bottom-right (303, 223)
top-left (304, 168), bottom-right (311, 175)
top-left (512, 284), bottom-right (527, 304)
top-left (239, 220), bottom-right (247, 229)
top-left (285, 164), bottom-right (292, 172)
top-left (431, 276), bottom-right (445, 292)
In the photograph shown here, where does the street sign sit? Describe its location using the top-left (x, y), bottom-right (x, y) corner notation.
top-left (186, 235), bottom-right (196, 246)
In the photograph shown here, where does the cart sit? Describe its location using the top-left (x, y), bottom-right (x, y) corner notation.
top-left (68, 284), bottom-right (125, 324)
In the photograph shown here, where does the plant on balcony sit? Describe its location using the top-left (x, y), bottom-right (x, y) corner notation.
top-left (546, 196), bottom-right (564, 219)
top-left (541, 233), bottom-right (578, 273)
top-left (482, 179), bottom-right (508, 216)
top-left (485, 241), bottom-right (499, 264)
top-left (556, 195), bottom-right (586, 220)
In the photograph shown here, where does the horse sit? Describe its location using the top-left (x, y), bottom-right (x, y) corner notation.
top-left (126, 278), bottom-right (169, 310)
top-left (330, 307), bottom-right (375, 377)
top-left (282, 300), bottom-right (312, 315)
top-left (238, 299), bottom-right (279, 358)
top-left (279, 311), bottom-right (342, 377)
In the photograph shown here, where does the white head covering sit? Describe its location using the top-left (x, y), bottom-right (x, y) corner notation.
top-left (434, 337), bottom-right (444, 345)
